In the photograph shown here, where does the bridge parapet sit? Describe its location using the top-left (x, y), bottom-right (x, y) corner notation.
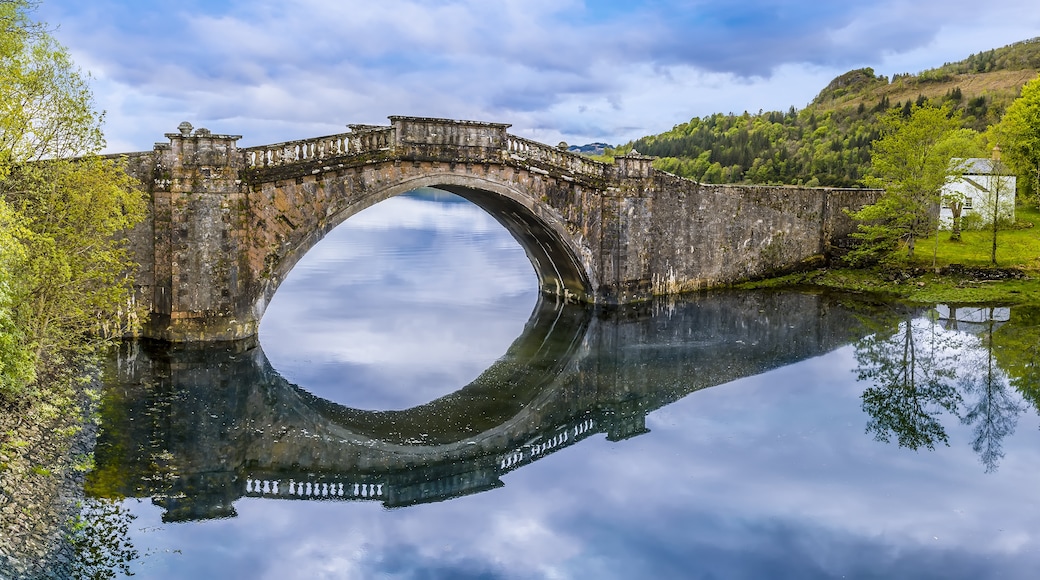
top-left (506, 134), bottom-right (612, 180)
top-left (238, 117), bottom-right (616, 182)
top-left (241, 125), bottom-right (395, 169)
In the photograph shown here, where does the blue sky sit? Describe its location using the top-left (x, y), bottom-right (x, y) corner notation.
top-left (35, 0), bottom-right (1040, 152)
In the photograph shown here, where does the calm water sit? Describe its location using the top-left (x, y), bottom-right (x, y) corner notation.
top-left (82, 189), bottom-right (1040, 579)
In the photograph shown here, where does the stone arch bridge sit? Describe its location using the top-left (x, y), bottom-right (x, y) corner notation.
top-left (117, 116), bottom-right (876, 342)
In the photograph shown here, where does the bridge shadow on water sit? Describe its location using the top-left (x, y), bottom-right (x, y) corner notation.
top-left (89, 290), bottom-right (877, 521)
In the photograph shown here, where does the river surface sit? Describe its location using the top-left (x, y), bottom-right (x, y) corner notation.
top-left (80, 189), bottom-right (1040, 579)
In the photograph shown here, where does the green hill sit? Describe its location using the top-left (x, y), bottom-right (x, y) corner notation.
top-left (617, 38), bottom-right (1040, 188)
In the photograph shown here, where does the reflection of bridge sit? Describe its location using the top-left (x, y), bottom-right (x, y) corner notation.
top-left (116, 116), bottom-right (877, 341)
top-left (240, 415), bottom-right (599, 507)
top-left (91, 291), bottom-right (875, 519)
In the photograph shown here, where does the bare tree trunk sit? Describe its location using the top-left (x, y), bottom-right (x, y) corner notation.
top-left (950, 201), bottom-right (963, 241)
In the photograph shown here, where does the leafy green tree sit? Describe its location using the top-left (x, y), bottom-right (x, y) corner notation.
top-left (937, 130), bottom-right (986, 243)
top-left (0, 1), bottom-right (103, 177)
top-left (993, 73), bottom-right (1040, 204)
top-left (986, 154), bottom-right (1015, 264)
top-left (2, 158), bottom-right (144, 367)
top-left (0, 0), bottom-right (144, 398)
top-left (847, 105), bottom-right (970, 263)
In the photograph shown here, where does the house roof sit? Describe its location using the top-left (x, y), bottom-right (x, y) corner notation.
top-left (953, 158), bottom-right (1015, 176)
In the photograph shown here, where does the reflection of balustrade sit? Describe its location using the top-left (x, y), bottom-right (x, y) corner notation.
top-left (245, 477), bottom-right (384, 500)
top-left (242, 127), bottom-right (395, 168)
top-left (506, 135), bottom-right (610, 179)
top-left (499, 417), bottom-right (596, 470)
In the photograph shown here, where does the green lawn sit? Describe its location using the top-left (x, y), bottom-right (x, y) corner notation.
top-left (922, 204), bottom-right (1040, 270)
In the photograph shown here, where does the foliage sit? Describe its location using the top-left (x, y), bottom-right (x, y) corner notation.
top-left (846, 105), bottom-right (974, 263)
top-left (0, 1), bottom-right (103, 177)
top-left (2, 158), bottom-right (145, 367)
top-left (930, 38), bottom-right (1040, 76)
top-left (992, 73), bottom-right (1040, 202)
top-left (630, 106), bottom-right (878, 187)
top-left (0, 197), bottom-right (33, 395)
top-left (0, 0), bottom-right (145, 400)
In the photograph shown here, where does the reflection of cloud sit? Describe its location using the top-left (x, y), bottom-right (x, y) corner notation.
top-left (122, 344), bottom-right (1040, 579)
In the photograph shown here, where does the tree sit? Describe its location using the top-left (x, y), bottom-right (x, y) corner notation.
top-left (0, 1), bottom-right (103, 177)
top-left (848, 105), bottom-right (970, 263)
top-left (985, 152), bottom-right (1015, 264)
top-left (993, 73), bottom-right (1040, 204)
top-left (934, 129), bottom-right (982, 250)
top-left (2, 158), bottom-right (144, 366)
top-left (0, 0), bottom-right (144, 399)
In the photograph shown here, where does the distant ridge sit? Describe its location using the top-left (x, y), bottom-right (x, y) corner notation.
top-left (812, 36), bottom-right (1040, 123)
top-left (567, 142), bottom-right (611, 156)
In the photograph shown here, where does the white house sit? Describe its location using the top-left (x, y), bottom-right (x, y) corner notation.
top-left (939, 150), bottom-right (1016, 229)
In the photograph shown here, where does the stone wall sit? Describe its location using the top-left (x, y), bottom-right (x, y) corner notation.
top-left (618, 174), bottom-right (880, 296)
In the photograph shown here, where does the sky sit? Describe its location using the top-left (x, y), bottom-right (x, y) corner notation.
top-left (35, 0), bottom-right (1040, 153)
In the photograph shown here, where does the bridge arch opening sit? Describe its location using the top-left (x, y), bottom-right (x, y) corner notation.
top-left (254, 173), bottom-right (597, 328)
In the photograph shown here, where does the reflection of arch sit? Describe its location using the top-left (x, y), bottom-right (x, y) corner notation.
top-left (254, 174), bottom-right (596, 324)
top-left (91, 296), bottom-right (597, 515)
top-left (292, 294), bottom-right (592, 445)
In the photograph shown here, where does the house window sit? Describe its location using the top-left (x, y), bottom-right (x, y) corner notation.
top-left (964, 197), bottom-right (972, 209)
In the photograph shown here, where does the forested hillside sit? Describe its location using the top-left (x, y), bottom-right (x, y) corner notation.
top-left (618, 38), bottom-right (1040, 187)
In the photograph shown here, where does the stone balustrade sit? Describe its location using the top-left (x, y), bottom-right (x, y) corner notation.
top-left (240, 123), bottom-right (612, 180)
top-left (242, 126), bottom-right (396, 168)
top-left (506, 135), bottom-right (611, 179)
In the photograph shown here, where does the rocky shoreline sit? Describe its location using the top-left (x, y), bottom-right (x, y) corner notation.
top-left (0, 380), bottom-right (99, 579)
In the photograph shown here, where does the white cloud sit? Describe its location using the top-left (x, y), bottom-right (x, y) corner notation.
top-left (35, 0), bottom-right (1038, 152)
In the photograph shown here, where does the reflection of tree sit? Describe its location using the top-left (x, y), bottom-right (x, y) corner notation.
top-left (856, 311), bottom-right (962, 450)
top-left (958, 307), bottom-right (1023, 473)
top-left (68, 498), bottom-right (139, 579)
top-left (856, 305), bottom-right (1029, 472)
top-left (991, 306), bottom-right (1040, 413)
